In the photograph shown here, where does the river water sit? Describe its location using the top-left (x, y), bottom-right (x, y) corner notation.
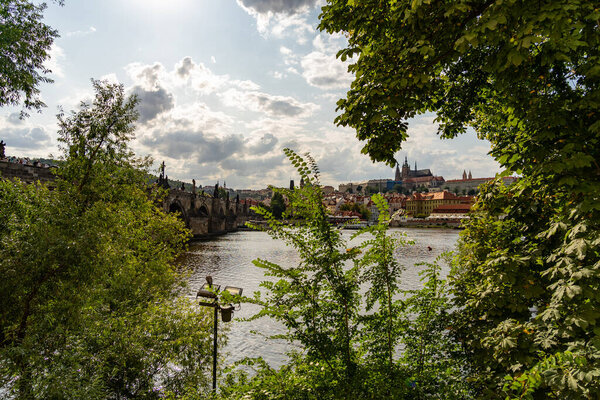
top-left (179, 228), bottom-right (460, 368)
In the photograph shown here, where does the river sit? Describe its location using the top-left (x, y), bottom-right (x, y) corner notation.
top-left (179, 228), bottom-right (461, 368)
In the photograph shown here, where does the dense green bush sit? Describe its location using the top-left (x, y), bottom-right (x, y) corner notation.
top-left (218, 150), bottom-right (472, 399)
top-left (0, 81), bottom-right (217, 398)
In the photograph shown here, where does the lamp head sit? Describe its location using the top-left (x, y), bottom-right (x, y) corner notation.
top-left (197, 282), bottom-right (220, 299)
top-left (223, 286), bottom-right (243, 297)
top-left (220, 304), bottom-right (234, 322)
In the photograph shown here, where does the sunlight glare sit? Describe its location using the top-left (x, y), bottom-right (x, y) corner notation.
top-left (131, 0), bottom-right (191, 13)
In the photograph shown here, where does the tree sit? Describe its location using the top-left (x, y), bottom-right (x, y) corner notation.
top-left (340, 201), bottom-right (371, 220)
top-left (0, 0), bottom-right (61, 115)
top-left (320, 1), bottom-right (600, 397)
top-left (0, 80), bottom-right (217, 398)
top-left (270, 191), bottom-right (286, 219)
top-left (366, 186), bottom-right (379, 195)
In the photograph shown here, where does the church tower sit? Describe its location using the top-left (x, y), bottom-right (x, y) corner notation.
top-left (468, 170), bottom-right (472, 180)
top-left (462, 170), bottom-right (467, 180)
top-left (395, 164), bottom-right (401, 181)
top-left (401, 156), bottom-right (410, 179)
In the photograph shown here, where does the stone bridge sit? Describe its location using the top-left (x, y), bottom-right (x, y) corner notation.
top-left (163, 189), bottom-right (253, 237)
top-left (0, 161), bottom-right (253, 237)
top-left (0, 161), bottom-right (56, 184)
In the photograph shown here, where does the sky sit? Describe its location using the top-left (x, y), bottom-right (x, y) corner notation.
top-left (0, 0), bottom-right (503, 189)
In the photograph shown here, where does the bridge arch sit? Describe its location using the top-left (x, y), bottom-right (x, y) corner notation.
top-left (196, 204), bottom-right (209, 217)
top-left (168, 200), bottom-right (188, 226)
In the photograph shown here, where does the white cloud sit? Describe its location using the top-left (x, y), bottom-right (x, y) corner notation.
top-left (235, 0), bottom-right (318, 43)
top-left (45, 44), bottom-right (65, 78)
top-left (65, 26), bottom-right (97, 38)
top-left (301, 33), bottom-right (353, 90)
top-left (0, 115), bottom-right (53, 153)
top-left (125, 62), bottom-right (166, 90)
top-left (57, 87), bottom-right (94, 112)
top-left (99, 73), bottom-right (119, 84)
top-left (220, 89), bottom-right (318, 118)
top-left (271, 71), bottom-right (284, 79)
top-left (236, 0), bottom-right (319, 14)
top-left (132, 106), bottom-right (293, 187)
top-left (125, 58), bottom-right (261, 98)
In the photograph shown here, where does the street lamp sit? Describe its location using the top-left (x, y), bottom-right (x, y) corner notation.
top-left (197, 276), bottom-right (243, 391)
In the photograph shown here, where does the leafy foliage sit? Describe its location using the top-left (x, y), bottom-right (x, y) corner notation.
top-left (0, 0), bottom-right (61, 115)
top-left (220, 150), bottom-right (472, 399)
top-left (0, 81), bottom-right (217, 398)
top-left (269, 191), bottom-right (286, 219)
top-left (320, 1), bottom-right (600, 397)
top-left (319, 0), bottom-right (599, 166)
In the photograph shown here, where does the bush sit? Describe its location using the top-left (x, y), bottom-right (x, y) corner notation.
top-left (219, 150), bottom-right (472, 399)
top-left (0, 81), bottom-right (217, 398)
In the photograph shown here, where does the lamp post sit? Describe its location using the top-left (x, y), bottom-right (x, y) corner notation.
top-left (197, 276), bottom-right (243, 391)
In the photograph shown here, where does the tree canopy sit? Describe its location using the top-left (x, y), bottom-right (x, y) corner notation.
top-left (270, 191), bottom-right (286, 219)
top-left (319, 0), bottom-right (599, 167)
top-left (320, 1), bottom-right (600, 397)
top-left (0, 0), bottom-right (61, 115)
top-left (0, 81), bottom-right (217, 398)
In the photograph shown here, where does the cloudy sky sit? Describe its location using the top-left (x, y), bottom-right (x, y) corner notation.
top-left (1, 0), bottom-right (501, 189)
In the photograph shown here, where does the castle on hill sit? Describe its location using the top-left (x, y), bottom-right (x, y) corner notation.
top-left (338, 155), bottom-right (516, 194)
top-left (394, 156), bottom-right (444, 190)
top-left (395, 156), bottom-right (433, 180)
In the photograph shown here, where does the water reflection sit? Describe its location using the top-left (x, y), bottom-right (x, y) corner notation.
top-left (179, 228), bottom-right (460, 368)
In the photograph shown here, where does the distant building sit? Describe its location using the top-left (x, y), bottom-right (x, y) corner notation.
top-left (321, 185), bottom-right (335, 195)
top-left (405, 190), bottom-right (474, 217)
top-left (429, 203), bottom-right (472, 219)
top-left (366, 179), bottom-right (391, 192)
top-left (400, 156), bottom-right (433, 180)
top-left (397, 156), bottom-right (445, 190)
top-left (443, 171), bottom-right (518, 193)
top-left (338, 181), bottom-right (368, 194)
